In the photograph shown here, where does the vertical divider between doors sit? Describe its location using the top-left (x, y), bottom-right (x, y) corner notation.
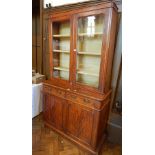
top-left (70, 15), bottom-right (77, 89)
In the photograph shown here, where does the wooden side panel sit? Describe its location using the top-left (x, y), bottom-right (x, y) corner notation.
top-left (36, 13), bottom-right (40, 46)
top-left (32, 46), bottom-right (37, 70)
top-left (32, 0), bottom-right (43, 74)
top-left (37, 46), bottom-right (42, 73)
top-left (32, 12), bottom-right (37, 71)
top-left (32, 13), bottom-right (36, 45)
top-left (43, 13), bottom-right (50, 78)
top-left (104, 9), bottom-right (118, 92)
top-left (45, 53), bottom-right (50, 79)
top-left (66, 102), bottom-right (94, 145)
top-left (97, 101), bottom-right (110, 144)
top-left (43, 93), bottom-right (51, 123)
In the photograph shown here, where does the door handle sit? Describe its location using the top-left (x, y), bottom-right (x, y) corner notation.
top-left (83, 98), bottom-right (90, 103)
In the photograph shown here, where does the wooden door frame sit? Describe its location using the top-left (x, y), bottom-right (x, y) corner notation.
top-left (72, 8), bottom-right (112, 94)
top-left (49, 15), bottom-right (73, 88)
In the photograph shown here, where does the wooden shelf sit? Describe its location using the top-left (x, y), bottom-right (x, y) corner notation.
top-left (78, 52), bottom-right (101, 56)
top-left (53, 34), bottom-right (70, 37)
top-left (54, 66), bottom-right (69, 72)
top-left (53, 49), bottom-right (70, 53)
top-left (78, 32), bottom-right (103, 37)
top-left (77, 80), bottom-right (98, 87)
top-left (77, 70), bottom-right (99, 77)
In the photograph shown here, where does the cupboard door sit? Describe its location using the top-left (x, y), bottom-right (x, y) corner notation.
top-left (50, 16), bottom-right (72, 82)
top-left (43, 93), bottom-right (64, 131)
top-left (74, 11), bottom-right (106, 89)
top-left (49, 95), bottom-right (64, 131)
top-left (66, 102), bottom-right (94, 145)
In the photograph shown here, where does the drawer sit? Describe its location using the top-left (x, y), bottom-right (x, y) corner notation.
top-left (43, 85), bottom-right (65, 98)
top-left (51, 87), bottom-right (65, 98)
top-left (43, 85), bottom-right (52, 93)
top-left (80, 97), bottom-right (100, 106)
top-left (66, 92), bottom-right (99, 108)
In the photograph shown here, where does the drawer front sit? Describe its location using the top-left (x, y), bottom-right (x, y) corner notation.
top-left (66, 92), bottom-right (100, 108)
top-left (43, 85), bottom-right (101, 110)
top-left (43, 85), bottom-right (65, 98)
top-left (66, 92), bottom-right (80, 103)
top-left (43, 85), bottom-right (52, 93)
top-left (51, 87), bottom-right (65, 98)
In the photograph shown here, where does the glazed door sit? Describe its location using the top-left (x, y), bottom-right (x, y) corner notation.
top-left (50, 16), bottom-right (73, 85)
top-left (73, 10), bottom-right (107, 92)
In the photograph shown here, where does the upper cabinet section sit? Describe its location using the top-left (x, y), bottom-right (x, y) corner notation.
top-left (51, 18), bottom-right (71, 81)
top-left (48, 1), bottom-right (118, 94)
top-left (76, 14), bottom-right (105, 88)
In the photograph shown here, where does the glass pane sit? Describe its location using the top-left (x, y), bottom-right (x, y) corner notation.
top-left (52, 20), bottom-right (70, 80)
top-left (76, 14), bottom-right (104, 88)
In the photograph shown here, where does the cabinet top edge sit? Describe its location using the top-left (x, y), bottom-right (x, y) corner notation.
top-left (43, 0), bottom-right (118, 15)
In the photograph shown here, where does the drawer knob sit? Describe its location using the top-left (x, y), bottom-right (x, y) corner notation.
top-left (58, 90), bottom-right (62, 94)
top-left (73, 90), bottom-right (77, 92)
top-left (67, 88), bottom-right (70, 91)
top-left (83, 98), bottom-right (90, 103)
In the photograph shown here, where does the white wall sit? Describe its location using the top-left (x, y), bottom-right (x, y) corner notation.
top-left (44, 0), bottom-right (90, 8)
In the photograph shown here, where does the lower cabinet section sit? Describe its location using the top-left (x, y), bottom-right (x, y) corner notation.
top-left (43, 86), bottom-right (110, 154)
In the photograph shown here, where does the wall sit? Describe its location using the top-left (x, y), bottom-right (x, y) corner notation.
top-left (107, 11), bottom-right (122, 145)
top-left (32, 12), bottom-right (37, 70)
top-left (32, 0), bottom-right (43, 74)
top-left (110, 14), bottom-right (122, 112)
top-left (32, 11), bottom-right (40, 71)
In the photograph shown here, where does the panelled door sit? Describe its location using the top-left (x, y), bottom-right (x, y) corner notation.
top-left (43, 93), bottom-right (65, 131)
top-left (66, 101), bottom-right (94, 146)
top-left (49, 95), bottom-right (64, 131)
